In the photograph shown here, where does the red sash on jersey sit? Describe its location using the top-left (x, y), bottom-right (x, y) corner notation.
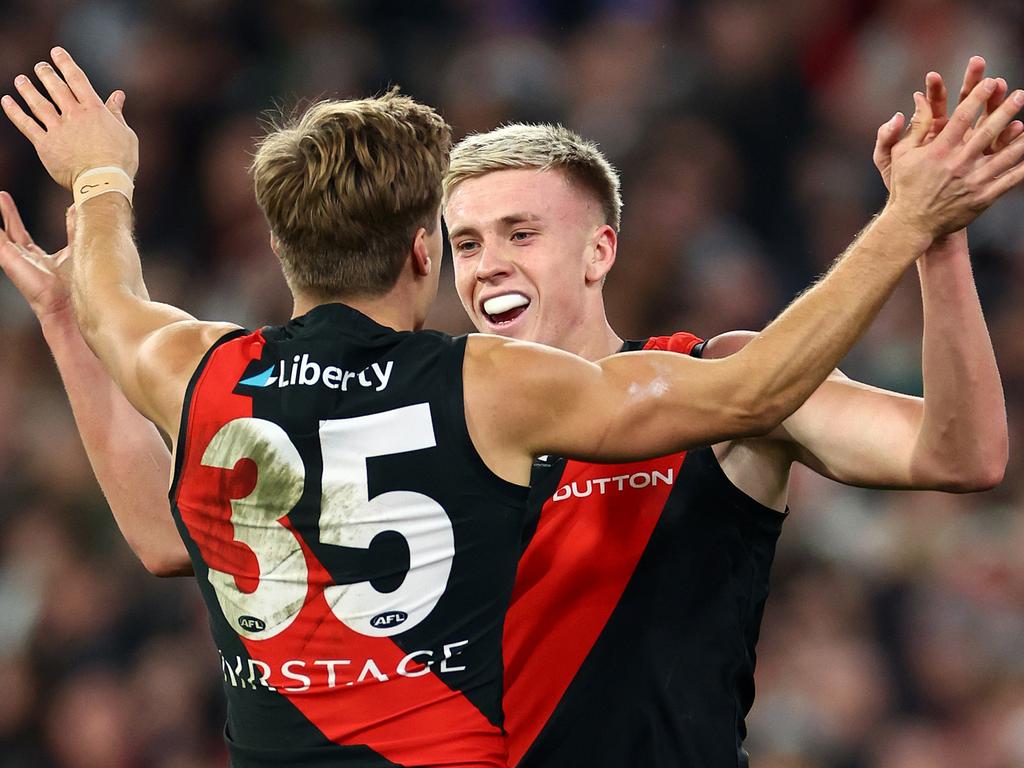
top-left (502, 332), bottom-right (702, 766)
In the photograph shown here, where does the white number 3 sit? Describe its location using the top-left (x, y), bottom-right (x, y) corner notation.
top-left (199, 404), bottom-right (454, 640)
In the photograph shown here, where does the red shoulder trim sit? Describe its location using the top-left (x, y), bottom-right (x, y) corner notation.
top-left (642, 331), bottom-right (703, 354)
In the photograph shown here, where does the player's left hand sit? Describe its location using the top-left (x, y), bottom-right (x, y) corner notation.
top-left (874, 56), bottom-right (1024, 192)
top-left (0, 191), bottom-right (75, 323)
top-left (1, 47), bottom-right (138, 190)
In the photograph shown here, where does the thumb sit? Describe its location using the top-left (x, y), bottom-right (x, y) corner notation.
top-left (875, 112), bottom-right (904, 154)
top-left (56, 205), bottom-right (77, 268)
top-left (873, 112), bottom-right (904, 191)
top-left (64, 204), bottom-right (77, 244)
top-left (906, 91), bottom-right (934, 146)
top-left (105, 89), bottom-right (128, 125)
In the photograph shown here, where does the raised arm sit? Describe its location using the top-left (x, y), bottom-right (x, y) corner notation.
top-left (465, 77), bottom-right (1024, 485)
top-left (710, 61), bottom-right (1012, 493)
top-left (0, 192), bottom-right (191, 575)
top-left (2, 47), bottom-right (237, 437)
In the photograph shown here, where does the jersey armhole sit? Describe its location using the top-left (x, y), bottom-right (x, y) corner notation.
top-left (168, 327), bottom-right (250, 502)
top-left (445, 334), bottom-right (531, 500)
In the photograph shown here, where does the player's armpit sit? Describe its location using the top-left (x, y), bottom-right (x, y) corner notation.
top-left (462, 335), bottom-right (776, 485)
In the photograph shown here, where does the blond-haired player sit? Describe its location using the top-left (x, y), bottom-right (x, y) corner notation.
top-left (440, 59), bottom-right (1015, 768)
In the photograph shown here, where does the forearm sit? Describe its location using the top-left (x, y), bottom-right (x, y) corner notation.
top-left (40, 311), bottom-right (192, 576)
top-left (71, 194), bottom-right (147, 361)
top-left (727, 209), bottom-right (930, 429)
top-left (912, 232), bottom-right (1007, 487)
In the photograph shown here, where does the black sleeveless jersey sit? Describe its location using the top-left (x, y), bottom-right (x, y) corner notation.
top-left (502, 332), bottom-right (786, 768)
top-left (169, 303), bottom-right (528, 767)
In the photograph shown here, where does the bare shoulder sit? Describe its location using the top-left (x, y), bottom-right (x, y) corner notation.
top-left (702, 330), bottom-right (756, 359)
top-left (462, 333), bottom-right (602, 485)
top-left (463, 333), bottom-right (599, 418)
top-left (135, 319), bottom-right (244, 437)
top-left (464, 332), bottom-right (597, 375)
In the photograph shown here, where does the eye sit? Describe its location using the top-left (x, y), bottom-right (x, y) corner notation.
top-left (453, 240), bottom-right (480, 255)
top-left (511, 231), bottom-right (535, 243)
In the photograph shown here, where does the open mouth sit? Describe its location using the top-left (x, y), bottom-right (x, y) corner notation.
top-left (482, 293), bottom-right (531, 325)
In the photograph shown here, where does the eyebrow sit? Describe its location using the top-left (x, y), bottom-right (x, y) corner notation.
top-left (448, 213), bottom-right (544, 241)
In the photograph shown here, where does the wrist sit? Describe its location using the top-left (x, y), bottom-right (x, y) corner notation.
top-left (73, 167), bottom-right (134, 208)
top-left (39, 302), bottom-right (79, 339)
top-left (924, 229), bottom-right (968, 259)
top-left (874, 207), bottom-right (934, 257)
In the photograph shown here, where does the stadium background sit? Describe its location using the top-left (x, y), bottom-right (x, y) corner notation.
top-left (0, 1), bottom-right (1022, 766)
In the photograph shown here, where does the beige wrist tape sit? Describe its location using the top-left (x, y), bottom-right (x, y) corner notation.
top-left (72, 167), bottom-right (134, 207)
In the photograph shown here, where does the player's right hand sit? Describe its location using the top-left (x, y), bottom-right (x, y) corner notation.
top-left (0, 191), bottom-right (75, 323)
top-left (885, 77), bottom-right (1024, 239)
top-left (874, 57), bottom-right (1024, 193)
top-left (1, 47), bottom-right (138, 191)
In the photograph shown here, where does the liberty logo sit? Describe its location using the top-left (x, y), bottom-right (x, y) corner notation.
top-left (239, 355), bottom-right (394, 392)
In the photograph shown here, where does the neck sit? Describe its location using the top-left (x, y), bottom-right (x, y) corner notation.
top-left (568, 319), bottom-right (624, 362)
top-left (292, 286), bottom-right (423, 332)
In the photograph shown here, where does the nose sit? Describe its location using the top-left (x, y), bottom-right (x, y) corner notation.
top-left (475, 244), bottom-right (514, 283)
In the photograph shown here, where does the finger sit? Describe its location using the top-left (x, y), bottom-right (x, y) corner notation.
top-left (936, 78), bottom-right (999, 151)
top-left (986, 77), bottom-right (1008, 116)
top-left (979, 135), bottom-right (1024, 201)
top-left (33, 61), bottom-right (76, 113)
top-left (926, 72), bottom-right (948, 122)
top-left (0, 236), bottom-right (49, 291)
top-left (49, 47), bottom-right (102, 106)
top-left (996, 120), bottom-right (1024, 151)
top-left (13, 74), bottom-right (59, 127)
top-left (0, 94), bottom-right (45, 143)
top-left (0, 191), bottom-right (34, 248)
top-left (977, 131), bottom-right (1024, 182)
top-left (962, 88), bottom-right (1024, 158)
top-left (958, 56), bottom-right (987, 104)
top-left (105, 89), bottom-right (127, 126)
top-left (906, 92), bottom-right (933, 145)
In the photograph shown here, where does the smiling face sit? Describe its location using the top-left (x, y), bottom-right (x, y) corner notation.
top-left (445, 167), bottom-right (618, 355)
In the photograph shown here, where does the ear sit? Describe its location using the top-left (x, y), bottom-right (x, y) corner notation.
top-left (585, 224), bottom-right (617, 284)
top-left (411, 226), bottom-right (432, 277)
top-left (269, 232), bottom-right (281, 256)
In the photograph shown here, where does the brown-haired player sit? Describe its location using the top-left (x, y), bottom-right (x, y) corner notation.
top-left (3, 48), bottom-right (1024, 767)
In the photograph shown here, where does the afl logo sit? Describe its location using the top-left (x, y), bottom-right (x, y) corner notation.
top-left (238, 615), bottom-right (267, 632)
top-left (371, 611), bottom-right (408, 629)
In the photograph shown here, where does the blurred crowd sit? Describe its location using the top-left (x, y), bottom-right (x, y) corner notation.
top-left (0, 0), bottom-right (1022, 766)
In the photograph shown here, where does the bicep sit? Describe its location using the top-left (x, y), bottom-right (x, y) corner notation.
top-left (475, 341), bottom-right (759, 463)
top-left (778, 378), bottom-right (924, 488)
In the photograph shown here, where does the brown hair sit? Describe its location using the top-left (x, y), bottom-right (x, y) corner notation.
top-left (252, 89), bottom-right (452, 298)
top-left (445, 123), bottom-right (622, 230)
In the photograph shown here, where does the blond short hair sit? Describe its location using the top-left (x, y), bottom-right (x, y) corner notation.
top-left (252, 89), bottom-right (451, 298)
top-left (445, 123), bottom-right (622, 230)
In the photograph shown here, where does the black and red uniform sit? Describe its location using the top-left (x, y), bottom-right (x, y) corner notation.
top-left (503, 332), bottom-right (786, 768)
top-left (170, 303), bottom-right (527, 767)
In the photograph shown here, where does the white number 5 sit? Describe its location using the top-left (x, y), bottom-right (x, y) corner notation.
top-left (198, 404), bottom-right (454, 640)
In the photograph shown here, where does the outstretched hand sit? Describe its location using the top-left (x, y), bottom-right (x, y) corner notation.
top-left (875, 56), bottom-right (1024, 192)
top-left (1, 47), bottom-right (137, 190)
top-left (883, 73), bottom-right (1024, 240)
top-left (0, 191), bottom-right (75, 322)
